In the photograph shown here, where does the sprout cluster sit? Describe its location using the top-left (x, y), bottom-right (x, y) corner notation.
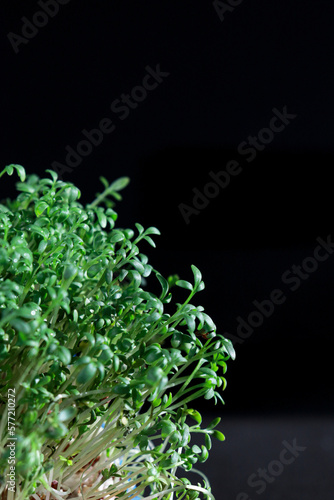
top-left (0, 165), bottom-right (235, 500)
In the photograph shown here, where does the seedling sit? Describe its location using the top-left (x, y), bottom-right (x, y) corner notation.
top-left (0, 164), bottom-right (235, 499)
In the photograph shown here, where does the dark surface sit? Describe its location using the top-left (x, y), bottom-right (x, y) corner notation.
top-left (0, 0), bottom-right (333, 454)
top-left (193, 414), bottom-right (334, 500)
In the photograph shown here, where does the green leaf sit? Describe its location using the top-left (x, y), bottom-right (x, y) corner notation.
top-left (135, 223), bottom-right (144, 235)
top-left (207, 417), bottom-right (221, 430)
top-left (35, 376), bottom-right (51, 387)
top-left (4, 165), bottom-right (13, 175)
top-left (144, 227), bottom-right (160, 236)
top-left (187, 409), bottom-right (202, 424)
top-left (110, 232), bottom-right (124, 243)
top-left (221, 377), bottom-right (227, 390)
top-left (123, 228), bottom-right (134, 239)
top-left (63, 265), bottom-right (77, 281)
top-left (45, 169), bottom-right (58, 182)
top-left (109, 177), bottom-right (130, 191)
top-left (105, 269), bottom-right (113, 284)
top-left (59, 455), bottom-right (73, 465)
top-left (152, 397), bottom-right (161, 408)
top-left (99, 176), bottom-right (109, 189)
top-left (170, 430), bottom-right (182, 444)
top-left (98, 347), bottom-right (113, 363)
top-left (217, 359), bottom-right (227, 374)
top-left (155, 273), bottom-right (169, 299)
top-left (56, 346), bottom-right (72, 365)
top-left (16, 302), bottom-right (38, 318)
top-left (113, 354), bottom-right (119, 372)
top-left (118, 269), bottom-right (128, 282)
top-left (15, 164), bottom-right (26, 181)
top-left (23, 410), bottom-right (38, 426)
top-left (143, 236), bottom-right (156, 247)
top-left (35, 201), bottom-right (48, 217)
top-left (87, 263), bottom-right (103, 278)
top-left (162, 392), bottom-right (173, 409)
top-left (161, 420), bottom-right (176, 437)
top-left (204, 388), bottom-right (215, 400)
top-left (76, 363), bottom-right (97, 384)
top-left (96, 210), bottom-right (107, 228)
top-left (2, 164), bottom-right (26, 181)
top-left (130, 259), bottom-right (144, 274)
top-left (76, 356), bottom-right (92, 366)
top-left (127, 270), bottom-right (141, 288)
top-left (145, 311), bottom-right (161, 324)
top-left (199, 445), bottom-right (209, 462)
top-left (10, 318), bottom-right (31, 335)
top-left (145, 366), bottom-right (164, 387)
top-left (47, 286), bottom-right (57, 300)
top-left (205, 433), bottom-right (212, 450)
top-left (167, 274), bottom-right (180, 287)
top-left (222, 337), bottom-right (236, 360)
top-left (144, 345), bottom-right (161, 364)
top-left (112, 383), bottom-right (130, 395)
top-left (185, 315), bottom-right (196, 333)
top-left (30, 224), bottom-right (49, 239)
top-left (199, 367), bottom-right (217, 378)
top-left (191, 265), bottom-right (202, 286)
top-left (212, 430), bottom-right (225, 441)
top-left (176, 280), bottom-right (193, 291)
top-left (37, 240), bottom-right (48, 254)
top-left (64, 186), bottom-right (80, 202)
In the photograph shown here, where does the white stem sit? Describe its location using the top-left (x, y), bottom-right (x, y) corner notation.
top-left (45, 469), bottom-right (53, 500)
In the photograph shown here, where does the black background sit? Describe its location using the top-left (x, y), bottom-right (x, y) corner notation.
top-left (1, 1), bottom-right (334, 497)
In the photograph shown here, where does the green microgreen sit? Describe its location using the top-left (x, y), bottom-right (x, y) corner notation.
top-left (0, 164), bottom-right (235, 500)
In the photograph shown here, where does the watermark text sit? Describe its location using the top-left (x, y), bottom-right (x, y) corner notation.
top-left (226, 235), bottom-right (334, 346)
top-left (178, 106), bottom-right (297, 225)
top-left (6, 388), bottom-right (16, 493)
top-left (236, 438), bottom-right (306, 499)
top-left (51, 64), bottom-right (170, 179)
top-left (7, 0), bottom-right (72, 54)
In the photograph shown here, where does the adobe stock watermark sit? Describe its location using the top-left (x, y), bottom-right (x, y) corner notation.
top-left (7, 0), bottom-right (72, 54)
top-left (51, 64), bottom-right (170, 179)
top-left (236, 438), bottom-right (306, 499)
top-left (6, 388), bottom-right (16, 494)
top-left (213, 0), bottom-right (244, 22)
top-left (226, 234), bottom-right (334, 347)
top-left (178, 105), bottom-right (297, 224)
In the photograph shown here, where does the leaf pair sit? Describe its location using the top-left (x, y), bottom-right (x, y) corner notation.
top-left (176, 265), bottom-right (205, 293)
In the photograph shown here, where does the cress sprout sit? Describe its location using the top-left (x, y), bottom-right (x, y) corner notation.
top-left (0, 165), bottom-right (235, 500)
